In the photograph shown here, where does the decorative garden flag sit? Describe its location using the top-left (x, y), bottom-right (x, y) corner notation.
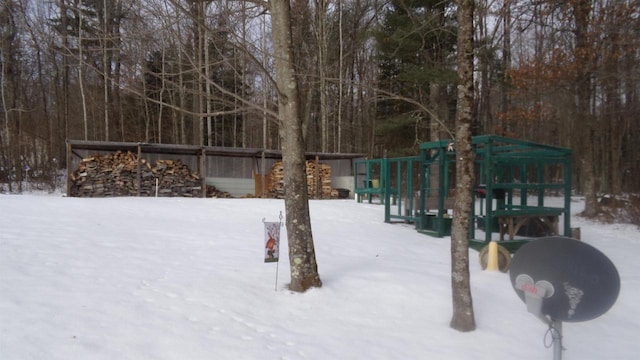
top-left (264, 221), bottom-right (280, 263)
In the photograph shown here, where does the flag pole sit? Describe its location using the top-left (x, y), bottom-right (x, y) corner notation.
top-left (274, 259), bottom-right (279, 292)
top-left (274, 211), bottom-right (283, 291)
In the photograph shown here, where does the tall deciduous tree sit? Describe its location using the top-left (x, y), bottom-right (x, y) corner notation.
top-left (0, 0), bottom-right (21, 191)
top-left (269, 0), bottom-right (322, 292)
top-left (572, 0), bottom-right (597, 217)
top-left (450, 0), bottom-right (475, 332)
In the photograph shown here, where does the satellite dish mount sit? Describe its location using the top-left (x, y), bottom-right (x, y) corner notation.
top-left (510, 237), bottom-right (620, 360)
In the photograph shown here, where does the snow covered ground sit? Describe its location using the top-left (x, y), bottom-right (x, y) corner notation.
top-left (1, 194), bottom-right (638, 359)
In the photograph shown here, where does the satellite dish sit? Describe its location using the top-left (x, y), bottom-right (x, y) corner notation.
top-left (510, 236), bottom-right (620, 322)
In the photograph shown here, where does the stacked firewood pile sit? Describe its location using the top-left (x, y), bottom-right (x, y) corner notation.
top-left (206, 185), bottom-right (232, 198)
top-left (266, 162), bottom-right (285, 198)
top-left (307, 161), bottom-right (333, 198)
top-left (266, 160), bottom-right (334, 199)
top-left (151, 159), bottom-right (202, 197)
top-left (70, 151), bottom-right (203, 197)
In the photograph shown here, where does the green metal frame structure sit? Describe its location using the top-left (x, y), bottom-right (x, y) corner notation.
top-left (354, 158), bottom-right (387, 204)
top-left (354, 157), bottom-right (420, 223)
top-left (355, 136), bottom-right (572, 253)
top-left (415, 140), bottom-right (457, 237)
top-left (381, 157), bottom-right (420, 223)
top-left (419, 135), bottom-right (572, 251)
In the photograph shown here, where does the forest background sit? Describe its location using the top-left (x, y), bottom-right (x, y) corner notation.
top-left (1, 0), bottom-right (639, 215)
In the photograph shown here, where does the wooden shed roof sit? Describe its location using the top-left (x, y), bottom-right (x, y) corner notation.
top-left (66, 140), bottom-right (366, 160)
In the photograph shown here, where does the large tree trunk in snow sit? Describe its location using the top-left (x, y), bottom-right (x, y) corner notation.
top-left (270, 0), bottom-right (322, 292)
top-left (450, 0), bottom-right (476, 332)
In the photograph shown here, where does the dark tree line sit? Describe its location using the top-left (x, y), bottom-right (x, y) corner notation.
top-left (1, 0), bottom-right (639, 215)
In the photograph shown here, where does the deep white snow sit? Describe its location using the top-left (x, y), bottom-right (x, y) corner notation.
top-left (1, 194), bottom-right (638, 359)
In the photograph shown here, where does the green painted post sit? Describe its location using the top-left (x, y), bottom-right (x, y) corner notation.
top-left (384, 158), bottom-right (391, 222)
top-left (407, 159), bottom-right (414, 220)
top-left (537, 164), bottom-right (544, 207)
top-left (564, 158), bottom-right (572, 236)
top-left (366, 161), bottom-right (371, 203)
top-left (484, 140), bottom-right (494, 243)
top-left (419, 150), bottom-right (428, 231)
top-left (394, 159), bottom-right (402, 215)
top-left (438, 147), bottom-right (447, 237)
top-left (521, 163), bottom-right (528, 207)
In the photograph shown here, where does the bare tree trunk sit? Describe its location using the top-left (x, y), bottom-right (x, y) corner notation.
top-left (158, 42), bottom-right (167, 143)
top-left (0, 26), bottom-right (12, 191)
top-left (114, 0), bottom-right (124, 142)
top-left (574, 0), bottom-right (598, 216)
top-left (270, 0), bottom-right (322, 292)
top-left (602, 5), bottom-right (622, 195)
top-left (205, 17), bottom-right (212, 147)
top-left (192, 1), bottom-right (205, 146)
top-left (142, 74), bottom-right (151, 142)
top-left (315, 0), bottom-right (328, 152)
top-left (0, 0), bottom-right (21, 191)
top-left (58, 0), bottom-right (70, 161)
top-left (475, 0), bottom-right (489, 134)
top-left (241, 0), bottom-right (248, 148)
top-left (501, 0), bottom-right (511, 134)
top-left (337, 0), bottom-right (344, 152)
top-left (102, 0), bottom-right (109, 141)
top-left (78, 11), bottom-right (88, 140)
top-left (178, 49), bottom-right (186, 144)
top-left (450, 0), bottom-right (476, 333)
